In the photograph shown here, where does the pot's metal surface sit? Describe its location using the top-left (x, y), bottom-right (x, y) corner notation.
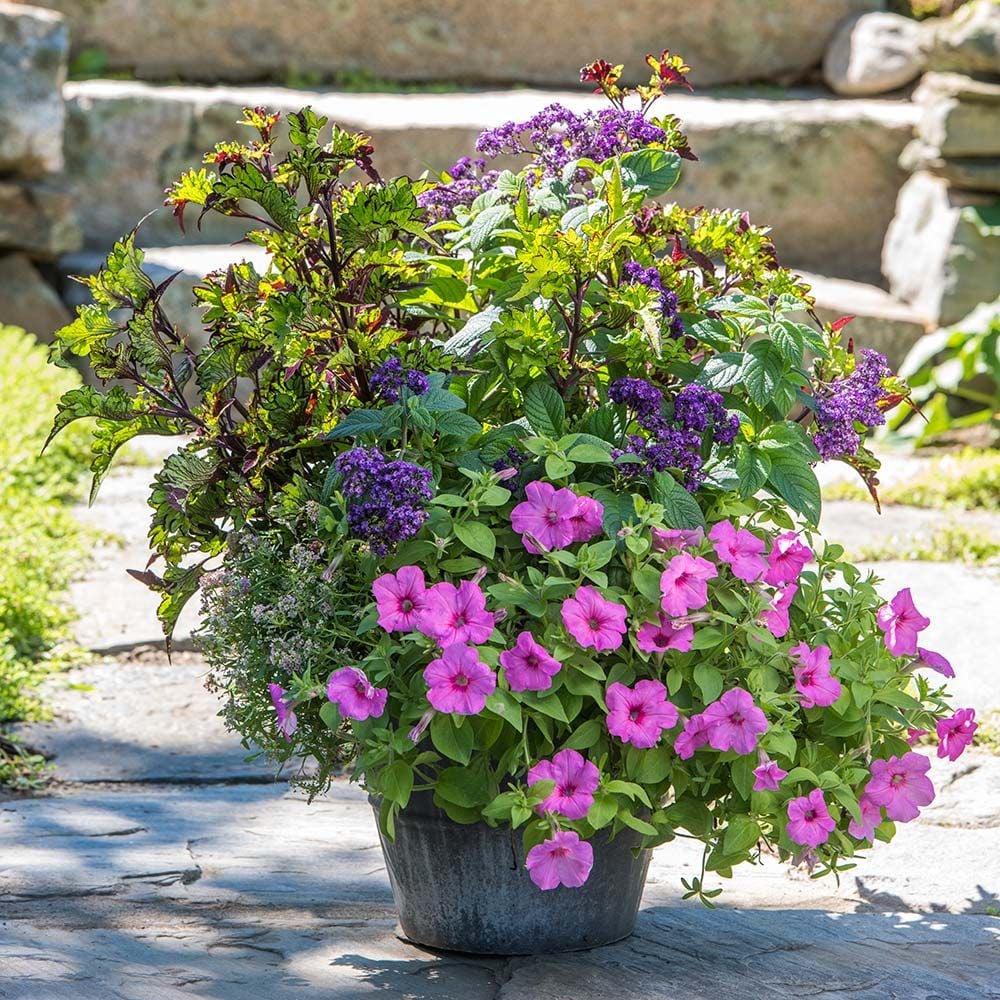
top-left (370, 792), bottom-right (651, 955)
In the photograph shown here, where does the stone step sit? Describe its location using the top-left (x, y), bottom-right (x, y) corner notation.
top-left (61, 80), bottom-right (918, 284)
top-left (39, 0), bottom-right (881, 88)
top-left (59, 246), bottom-right (930, 369)
top-left (796, 270), bottom-right (932, 367)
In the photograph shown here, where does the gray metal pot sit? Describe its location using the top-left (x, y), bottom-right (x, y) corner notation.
top-left (370, 792), bottom-right (651, 955)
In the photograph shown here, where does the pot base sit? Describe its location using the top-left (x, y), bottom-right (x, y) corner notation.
top-left (372, 793), bottom-right (651, 956)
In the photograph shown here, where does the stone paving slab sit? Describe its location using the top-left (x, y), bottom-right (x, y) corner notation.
top-left (10, 653), bottom-right (270, 784)
top-left (2, 773), bottom-right (999, 998)
top-left (70, 464), bottom-right (200, 653)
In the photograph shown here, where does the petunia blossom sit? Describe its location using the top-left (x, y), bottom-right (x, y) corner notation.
top-left (936, 708), bottom-right (977, 761)
top-left (511, 480), bottom-right (578, 552)
top-left (268, 683), bottom-right (298, 741)
top-left (420, 580), bottom-right (496, 646)
top-left (527, 749), bottom-right (600, 820)
top-left (499, 632), bottom-right (561, 692)
top-left (753, 760), bottom-right (788, 791)
top-left (423, 644), bottom-right (496, 715)
top-left (876, 587), bottom-right (930, 656)
top-left (786, 788), bottom-right (836, 847)
top-left (763, 531), bottom-right (813, 587)
top-left (709, 519), bottom-right (767, 582)
top-left (372, 565), bottom-right (431, 633)
top-left (674, 712), bottom-right (711, 759)
top-left (326, 666), bottom-right (387, 721)
top-left (561, 586), bottom-right (628, 652)
top-left (760, 583), bottom-right (797, 639)
top-left (702, 688), bottom-right (769, 754)
top-left (906, 727), bottom-right (928, 746)
top-left (914, 647), bottom-right (955, 679)
top-left (636, 614), bottom-right (694, 655)
top-left (848, 795), bottom-right (882, 842)
top-left (651, 526), bottom-right (705, 552)
top-left (525, 830), bottom-right (594, 890)
top-left (659, 553), bottom-right (718, 617)
top-left (605, 679), bottom-right (679, 748)
top-left (569, 494), bottom-right (604, 543)
top-left (864, 752), bottom-right (935, 822)
top-left (789, 642), bottom-right (842, 709)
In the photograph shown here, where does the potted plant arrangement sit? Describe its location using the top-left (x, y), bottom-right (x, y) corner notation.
top-left (47, 53), bottom-right (975, 955)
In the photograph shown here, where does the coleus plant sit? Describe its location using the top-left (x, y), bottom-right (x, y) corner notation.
top-left (48, 53), bottom-right (973, 899)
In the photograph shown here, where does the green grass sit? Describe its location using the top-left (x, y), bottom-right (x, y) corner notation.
top-left (854, 523), bottom-right (1000, 567)
top-left (826, 449), bottom-right (1000, 512)
top-left (0, 326), bottom-right (92, 788)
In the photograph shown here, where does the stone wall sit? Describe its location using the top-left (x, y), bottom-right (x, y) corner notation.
top-left (35, 0), bottom-right (882, 87)
top-left (0, 2), bottom-right (77, 337)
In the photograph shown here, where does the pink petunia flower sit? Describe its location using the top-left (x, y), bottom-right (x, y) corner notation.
top-left (789, 642), bottom-right (842, 709)
top-left (914, 647), bottom-right (955, 679)
top-left (267, 683), bottom-right (298, 741)
top-left (511, 481), bottom-right (578, 552)
top-left (674, 713), bottom-right (711, 760)
top-left (659, 553), bottom-right (718, 617)
top-left (525, 830), bottom-right (594, 890)
top-left (848, 794), bottom-right (882, 842)
top-left (423, 644), bottom-right (496, 715)
top-left (709, 519), bottom-right (767, 582)
top-left (499, 632), bottom-right (561, 692)
top-left (561, 586), bottom-right (628, 652)
top-left (569, 495), bottom-right (604, 543)
top-left (876, 588), bottom-right (930, 656)
top-left (936, 708), bottom-right (977, 761)
top-left (864, 752), bottom-right (935, 822)
top-left (906, 727), bottom-right (928, 746)
top-left (760, 583), bottom-right (797, 639)
top-left (753, 760), bottom-right (788, 791)
top-left (702, 688), bottom-right (769, 755)
top-left (636, 614), bottom-right (694, 655)
top-left (527, 749), bottom-right (600, 820)
top-left (420, 580), bottom-right (496, 646)
top-left (786, 788), bottom-right (836, 847)
top-left (372, 565), bottom-right (431, 633)
top-left (326, 666), bottom-right (387, 721)
top-left (651, 526), bottom-right (705, 552)
top-left (763, 531), bottom-right (813, 587)
top-left (605, 679), bottom-right (679, 748)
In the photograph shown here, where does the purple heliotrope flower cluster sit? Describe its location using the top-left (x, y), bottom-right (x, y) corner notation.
top-left (609, 378), bottom-right (740, 490)
top-left (369, 358), bottom-right (429, 403)
top-left (416, 156), bottom-right (499, 223)
top-left (813, 349), bottom-right (892, 460)
top-left (476, 104), bottom-right (665, 179)
top-left (621, 261), bottom-right (685, 338)
top-left (334, 447), bottom-right (433, 556)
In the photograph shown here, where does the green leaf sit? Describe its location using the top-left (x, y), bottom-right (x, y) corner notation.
top-left (567, 442), bottom-right (613, 464)
top-left (698, 352), bottom-right (747, 391)
top-left (618, 148), bottom-right (682, 197)
top-left (486, 689), bottom-right (523, 731)
top-left (435, 766), bottom-right (487, 808)
top-left (561, 718), bottom-right (604, 750)
top-left (381, 760), bottom-right (414, 809)
top-left (767, 451), bottom-right (822, 526)
top-left (742, 341), bottom-right (785, 408)
top-left (327, 409), bottom-right (386, 438)
top-left (454, 520), bottom-right (496, 559)
top-left (442, 305), bottom-right (503, 358)
top-left (621, 813), bottom-right (659, 837)
top-left (319, 702), bottom-right (341, 731)
top-left (722, 815), bottom-right (761, 856)
top-left (469, 204), bottom-right (514, 250)
top-left (524, 382), bottom-right (566, 437)
top-left (587, 793), bottom-right (618, 831)
top-left (430, 714), bottom-right (474, 764)
top-left (630, 745), bottom-right (673, 784)
top-left (651, 473), bottom-right (706, 529)
top-left (694, 663), bottom-right (724, 703)
top-left (735, 445), bottom-right (771, 499)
